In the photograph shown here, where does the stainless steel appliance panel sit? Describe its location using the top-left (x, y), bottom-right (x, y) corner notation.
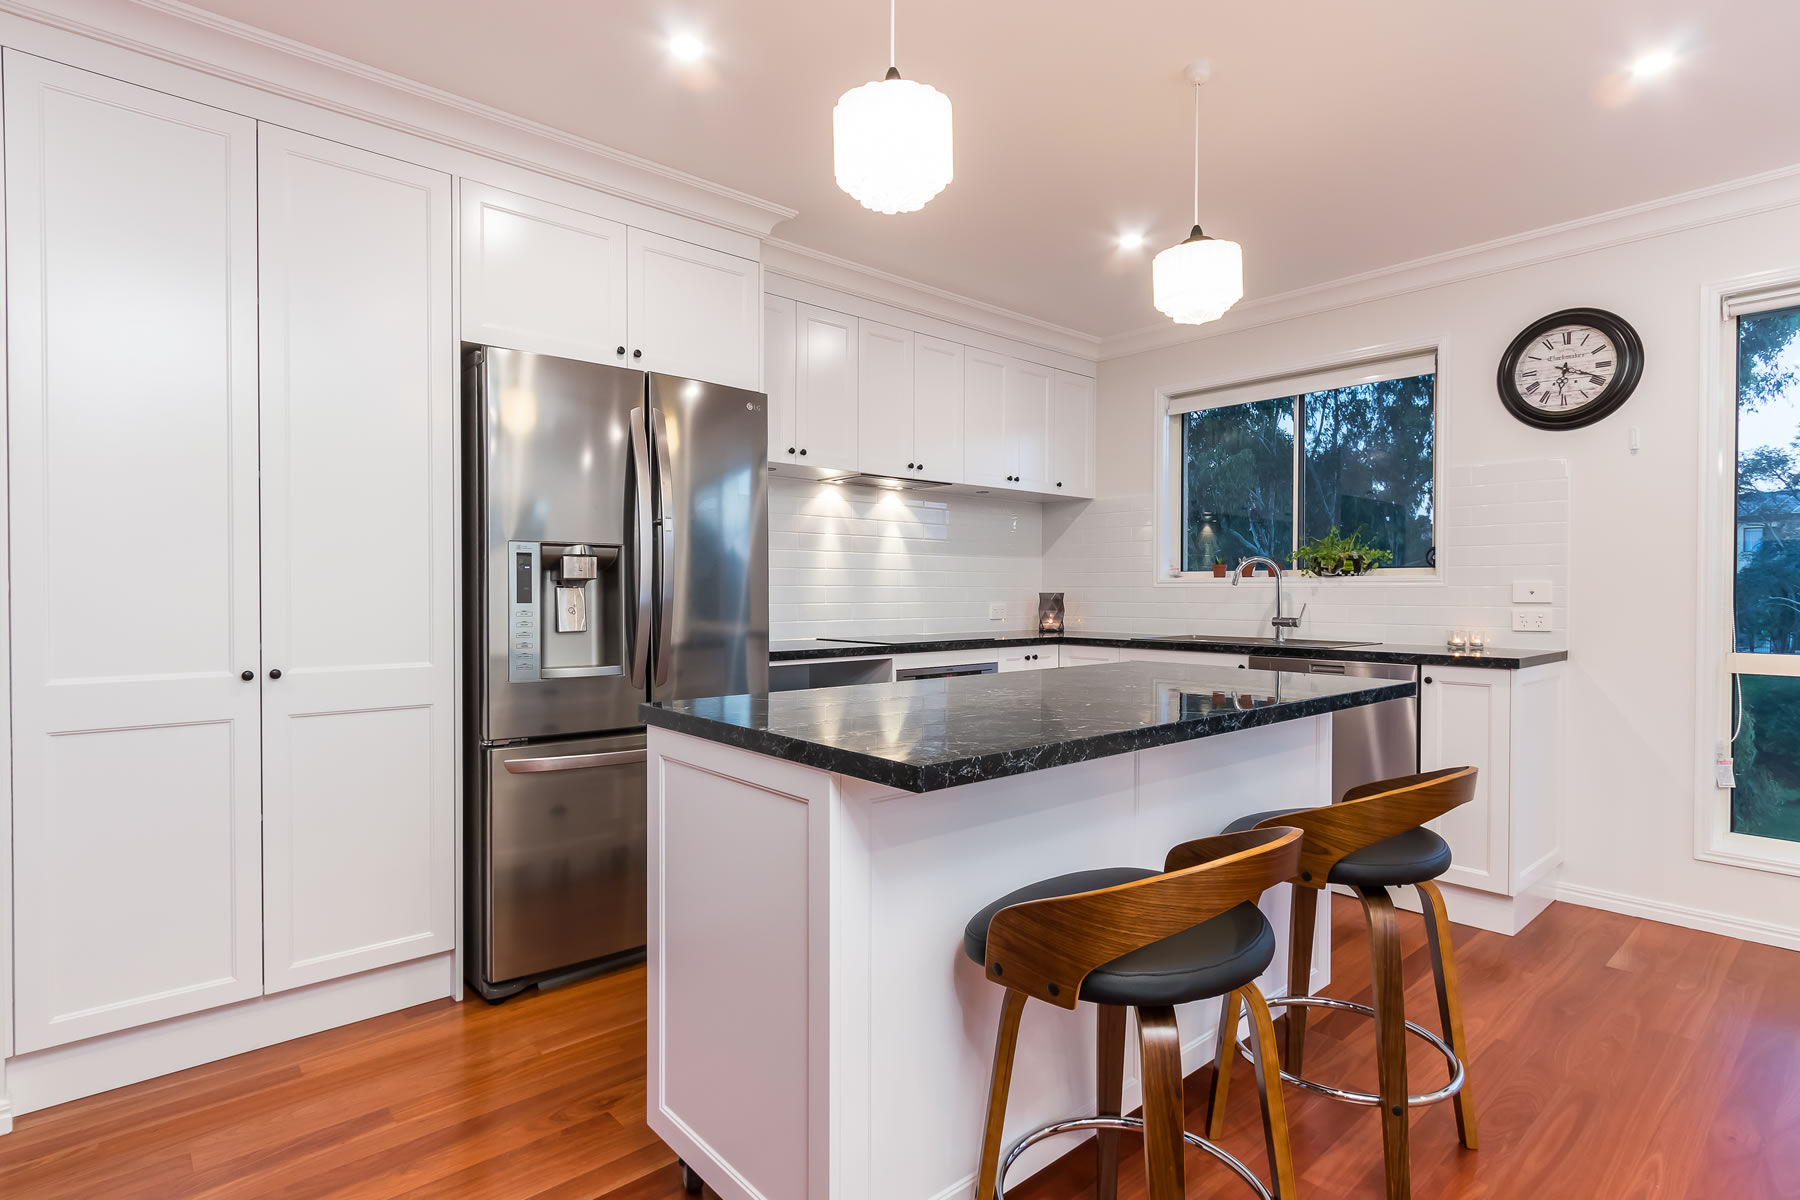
top-left (1248, 656), bottom-right (1419, 801)
top-left (896, 661), bottom-right (1000, 681)
top-left (482, 733), bottom-right (647, 984)
top-left (647, 372), bottom-right (769, 703)
top-left (472, 347), bottom-right (646, 740)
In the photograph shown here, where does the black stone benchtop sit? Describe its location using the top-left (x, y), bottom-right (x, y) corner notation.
top-left (641, 661), bottom-right (1416, 794)
top-left (768, 630), bottom-right (1566, 671)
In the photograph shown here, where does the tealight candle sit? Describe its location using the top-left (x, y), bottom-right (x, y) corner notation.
top-left (1468, 630), bottom-right (1486, 651)
top-left (1447, 630), bottom-right (1468, 651)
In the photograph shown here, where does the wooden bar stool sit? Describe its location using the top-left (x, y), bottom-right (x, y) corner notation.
top-left (965, 826), bottom-right (1304, 1200)
top-left (1210, 767), bottom-right (1481, 1200)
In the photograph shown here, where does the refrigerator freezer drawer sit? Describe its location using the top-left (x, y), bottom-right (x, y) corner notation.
top-left (482, 733), bottom-right (647, 984)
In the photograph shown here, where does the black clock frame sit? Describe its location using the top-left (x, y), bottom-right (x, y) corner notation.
top-left (1496, 306), bottom-right (1644, 431)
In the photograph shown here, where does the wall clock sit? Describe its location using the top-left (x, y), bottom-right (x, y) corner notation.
top-left (1496, 307), bottom-right (1644, 430)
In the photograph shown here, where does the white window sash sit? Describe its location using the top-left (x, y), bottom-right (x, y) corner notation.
top-left (1166, 350), bottom-right (1437, 416)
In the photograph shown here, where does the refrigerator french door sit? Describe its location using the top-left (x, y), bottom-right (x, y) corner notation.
top-left (464, 346), bottom-right (767, 998)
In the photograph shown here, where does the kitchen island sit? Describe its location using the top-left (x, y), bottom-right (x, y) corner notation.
top-left (641, 661), bottom-right (1414, 1200)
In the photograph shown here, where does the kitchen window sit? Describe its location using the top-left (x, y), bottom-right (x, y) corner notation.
top-left (1718, 291), bottom-right (1800, 849)
top-left (1160, 351), bottom-right (1438, 577)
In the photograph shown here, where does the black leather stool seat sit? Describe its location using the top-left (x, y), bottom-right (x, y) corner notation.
top-left (962, 867), bottom-right (1276, 1007)
top-left (1222, 807), bottom-right (1452, 887)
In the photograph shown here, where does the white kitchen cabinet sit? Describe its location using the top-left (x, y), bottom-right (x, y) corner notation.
top-left (1417, 667), bottom-right (1510, 895)
top-left (1121, 648), bottom-right (1251, 670)
top-left (459, 181), bottom-right (628, 364)
top-left (4, 54), bottom-right (266, 1051)
top-left (258, 127), bottom-right (458, 993)
top-left (627, 227), bottom-right (760, 390)
top-left (964, 350), bottom-right (1053, 492)
top-left (1049, 370), bottom-right (1097, 498)
top-left (997, 648), bottom-right (1056, 672)
top-left (792, 304), bottom-right (860, 471)
top-left (912, 335), bottom-right (966, 483)
top-left (857, 320), bottom-right (916, 478)
top-left (764, 294), bottom-right (798, 465)
top-left (1058, 645), bottom-right (1120, 667)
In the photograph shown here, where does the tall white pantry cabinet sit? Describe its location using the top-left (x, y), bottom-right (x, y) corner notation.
top-left (3, 51), bottom-right (457, 1061)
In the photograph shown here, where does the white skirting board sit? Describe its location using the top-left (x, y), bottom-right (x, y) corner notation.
top-left (1552, 881), bottom-right (1800, 953)
top-left (0, 952), bottom-right (456, 1122)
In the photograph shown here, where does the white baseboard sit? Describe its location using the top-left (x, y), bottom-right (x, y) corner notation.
top-left (2, 952), bottom-right (456, 1122)
top-left (0, 1099), bottom-right (12, 1135)
top-left (1553, 882), bottom-right (1800, 952)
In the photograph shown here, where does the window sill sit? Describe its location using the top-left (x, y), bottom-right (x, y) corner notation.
top-left (1696, 829), bottom-right (1800, 879)
top-left (1154, 567), bottom-right (1442, 588)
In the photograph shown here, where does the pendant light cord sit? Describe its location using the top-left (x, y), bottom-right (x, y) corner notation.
top-left (890, 0), bottom-right (897, 69)
top-left (1191, 82), bottom-right (1201, 228)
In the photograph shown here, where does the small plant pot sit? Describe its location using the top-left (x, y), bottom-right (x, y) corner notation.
top-left (1212, 562), bottom-right (1228, 578)
top-left (1240, 564), bottom-right (1257, 578)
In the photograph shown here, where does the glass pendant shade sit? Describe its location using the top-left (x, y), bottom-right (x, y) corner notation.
top-left (1152, 226), bottom-right (1243, 325)
top-left (833, 70), bottom-right (954, 215)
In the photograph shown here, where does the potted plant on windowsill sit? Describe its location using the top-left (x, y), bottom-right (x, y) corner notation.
top-left (1212, 557), bottom-right (1228, 578)
top-left (1293, 527), bottom-right (1394, 578)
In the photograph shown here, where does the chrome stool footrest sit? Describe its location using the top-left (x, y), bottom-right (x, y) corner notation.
top-left (996, 1115), bottom-right (1273, 1200)
top-left (1234, 995), bottom-right (1465, 1107)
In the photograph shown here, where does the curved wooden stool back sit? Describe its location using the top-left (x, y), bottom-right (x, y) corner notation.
top-left (975, 826), bottom-right (1304, 1200)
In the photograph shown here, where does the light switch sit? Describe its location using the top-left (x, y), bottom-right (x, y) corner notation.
top-left (988, 601), bottom-right (1006, 621)
top-left (1511, 579), bottom-right (1552, 604)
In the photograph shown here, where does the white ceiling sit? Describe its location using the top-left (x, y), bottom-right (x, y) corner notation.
top-left (184, 0), bottom-right (1800, 339)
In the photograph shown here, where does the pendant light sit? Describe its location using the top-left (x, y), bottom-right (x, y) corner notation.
top-left (833, 0), bottom-right (954, 214)
top-left (1153, 63), bottom-right (1243, 325)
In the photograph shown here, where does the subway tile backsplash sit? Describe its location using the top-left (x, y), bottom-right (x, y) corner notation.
top-left (768, 461), bottom-right (1567, 649)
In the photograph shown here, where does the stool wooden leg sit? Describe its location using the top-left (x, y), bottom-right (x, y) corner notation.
top-left (976, 989), bottom-right (1027, 1200)
top-left (1360, 886), bottom-right (1412, 1200)
top-left (1135, 1006), bottom-right (1186, 1200)
top-left (1417, 880), bottom-right (1479, 1150)
top-left (1282, 884), bottom-right (1319, 1073)
top-left (1241, 983), bottom-right (1297, 1199)
top-left (1095, 1004), bottom-right (1128, 1200)
top-left (1205, 987), bottom-right (1241, 1140)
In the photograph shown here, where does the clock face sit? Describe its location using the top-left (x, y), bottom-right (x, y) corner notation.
top-left (1510, 324), bottom-right (1618, 412)
top-left (1496, 307), bottom-right (1644, 431)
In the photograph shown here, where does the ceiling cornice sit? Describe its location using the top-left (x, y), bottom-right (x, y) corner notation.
top-left (0, 0), bottom-right (798, 239)
top-left (1100, 159), bottom-right (1800, 361)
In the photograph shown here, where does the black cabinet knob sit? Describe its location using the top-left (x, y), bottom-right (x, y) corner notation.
top-left (616, 345), bottom-right (626, 355)
top-left (917, 462), bottom-right (923, 470)
top-left (1424, 676), bottom-right (1434, 684)
top-left (787, 446), bottom-right (796, 455)
top-left (1056, 482), bottom-right (1063, 488)
top-left (269, 668), bottom-right (283, 680)
top-left (907, 462), bottom-right (915, 470)
top-left (241, 670), bottom-right (254, 681)
top-left (632, 348), bottom-right (643, 358)
top-left (799, 448), bottom-right (807, 456)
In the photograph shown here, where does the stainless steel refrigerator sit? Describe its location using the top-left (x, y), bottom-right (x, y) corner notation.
top-left (462, 345), bottom-right (768, 1000)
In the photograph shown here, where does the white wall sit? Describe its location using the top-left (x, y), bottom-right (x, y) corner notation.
top-left (1073, 184), bottom-right (1800, 946)
top-left (768, 477), bottom-right (1044, 639)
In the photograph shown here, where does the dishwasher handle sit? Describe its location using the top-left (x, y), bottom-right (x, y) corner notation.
top-left (1307, 662), bottom-right (1346, 675)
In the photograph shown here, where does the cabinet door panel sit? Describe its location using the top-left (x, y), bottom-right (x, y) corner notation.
top-left (1050, 370), bottom-right (1096, 498)
top-left (963, 348), bottom-right (1009, 486)
top-left (764, 294), bottom-right (798, 463)
top-left (997, 650), bottom-right (1055, 672)
top-left (794, 305), bottom-right (859, 471)
top-left (460, 181), bottom-right (627, 363)
top-left (628, 228), bottom-right (760, 390)
top-left (912, 335), bottom-right (964, 484)
top-left (5, 53), bottom-right (264, 1049)
top-left (1005, 359), bottom-right (1053, 490)
top-left (857, 320), bottom-right (915, 478)
top-left (258, 127), bottom-right (457, 992)
top-left (1418, 668), bottom-right (1510, 894)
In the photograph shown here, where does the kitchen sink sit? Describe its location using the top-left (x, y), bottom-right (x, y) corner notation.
top-left (1155, 635), bottom-right (1380, 650)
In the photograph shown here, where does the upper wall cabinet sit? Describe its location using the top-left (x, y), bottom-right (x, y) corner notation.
top-left (5, 52), bottom-right (266, 1051)
top-left (460, 183), bottom-right (760, 390)
top-left (856, 323), bottom-right (966, 483)
top-left (912, 335), bottom-right (966, 484)
top-left (765, 294), bottom-right (799, 462)
top-left (1049, 370), bottom-right (1097, 497)
top-left (627, 227), bottom-right (761, 391)
top-left (788, 304), bottom-right (860, 471)
top-left (460, 181), bottom-right (628, 363)
top-left (967, 353), bottom-right (1053, 492)
top-left (257, 126), bottom-right (458, 994)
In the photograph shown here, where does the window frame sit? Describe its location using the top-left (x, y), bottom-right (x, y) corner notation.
top-left (1152, 340), bottom-right (1447, 587)
top-left (1695, 271), bottom-right (1800, 875)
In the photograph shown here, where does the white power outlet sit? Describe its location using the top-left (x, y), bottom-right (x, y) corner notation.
top-left (1511, 608), bottom-right (1553, 632)
top-left (988, 601), bottom-right (1006, 622)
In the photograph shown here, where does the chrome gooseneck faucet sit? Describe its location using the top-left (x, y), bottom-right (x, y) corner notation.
top-left (1233, 556), bottom-right (1306, 642)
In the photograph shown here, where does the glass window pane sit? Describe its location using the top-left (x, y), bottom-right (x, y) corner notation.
top-left (1732, 673), bottom-right (1800, 842)
top-left (1733, 303), bottom-right (1800, 653)
top-left (1298, 374), bottom-right (1436, 568)
top-left (1180, 398), bottom-right (1294, 570)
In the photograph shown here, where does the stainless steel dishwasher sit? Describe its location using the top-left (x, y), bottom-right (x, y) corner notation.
top-left (1248, 656), bottom-right (1419, 802)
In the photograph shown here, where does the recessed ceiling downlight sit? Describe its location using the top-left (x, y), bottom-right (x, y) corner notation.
top-left (1629, 48), bottom-right (1677, 79)
top-left (668, 31), bottom-right (708, 65)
